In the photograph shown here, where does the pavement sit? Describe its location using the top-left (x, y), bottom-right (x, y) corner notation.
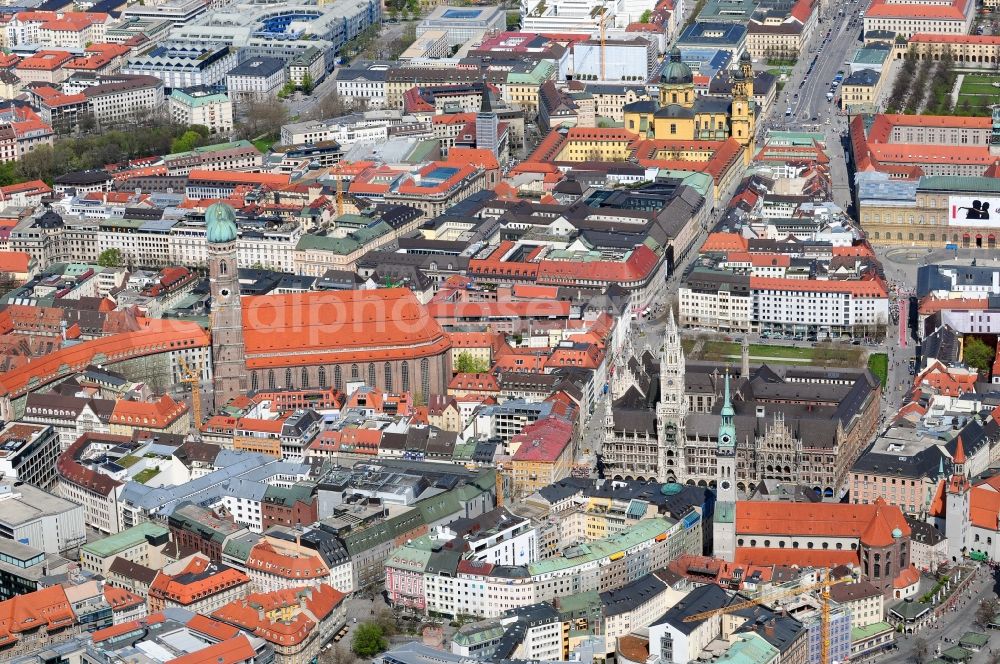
top-left (877, 565), bottom-right (999, 664)
top-left (753, 1), bottom-right (870, 210)
top-left (284, 21), bottom-right (414, 118)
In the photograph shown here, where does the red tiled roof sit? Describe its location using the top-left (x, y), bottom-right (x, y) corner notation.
top-left (149, 556), bottom-right (250, 606)
top-left (860, 498), bottom-right (900, 546)
top-left (186, 613), bottom-right (240, 642)
top-left (246, 540), bottom-right (327, 580)
top-left (736, 499), bottom-right (909, 539)
top-left (212, 585), bottom-right (344, 647)
top-left (188, 169), bottom-right (289, 188)
top-left (511, 416), bottom-right (573, 462)
top-left (92, 613), bottom-right (166, 642)
top-left (428, 300), bottom-right (571, 320)
top-left (918, 295), bottom-right (990, 315)
top-left (57, 432), bottom-right (130, 497)
top-left (241, 288), bottom-right (449, 369)
top-left (448, 372), bottom-right (499, 392)
top-left (0, 318), bottom-right (209, 398)
top-left (971, 486), bottom-right (1000, 530)
top-left (536, 244), bottom-right (660, 284)
top-left (103, 585), bottom-right (144, 610)
top-left (0, 180), bottom-right (50, 198)
top-left (110, 394), bottom-right (187, 428)
top-left (865, 0), bottom-right (967, 19)
top-left (0, 585), bottom-right (75, 646)
top-left (749, 275), bottom-right (888, 298)
top-left (910, 32), bottom-right (1000, 44)
top-left (166, 635), bottom-right (256, 664)
top-left (16, 50), bottom-right (73, 71)
top-left (0, 251), bottom-right (31, 273)
top-left (733, 548), bottom-right (859, 568)
top-left (893, 565), bottom-right (921, 589)
top-left (702, 232), bottom-right (748, 253)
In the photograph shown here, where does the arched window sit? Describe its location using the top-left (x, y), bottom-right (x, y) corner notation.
top-left (301, 367), bottom-right (309, 387)
top-left (334, 366), bottom-right (342, 389)
top-left (268, 370), bottom-right (276, 390)
top-left (384, 363), bottom-right (393, 391)
top-left (251, 372), bottom-right (259, 391)
top-left (318, 366), bottom-right (327, 386)
top-left (368, 363), bottom-right (376, 387)
top-left (285, 368), bottom-right (292, 387)
top-left (401, 362), bottom-right (410, 393)
top-left (219, 260), bottom-right (228, 275)
top-left (351, 364), bottom-right (359, 379)
top-left (421, 358), bottom-right (430, 399)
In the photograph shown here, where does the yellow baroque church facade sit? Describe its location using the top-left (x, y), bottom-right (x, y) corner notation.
top-left (624, 48), bottom-right (755, 163)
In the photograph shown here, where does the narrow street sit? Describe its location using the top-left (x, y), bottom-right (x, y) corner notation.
top-left (879, 566), bottom-right (998, 664)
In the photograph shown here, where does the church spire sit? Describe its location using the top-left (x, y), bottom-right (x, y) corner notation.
top-left (718, 371), bottom-right (736, 451)
top-left (721, 371), bottom-right (734, 419)
top-left (953, 436), bottom-right (966, 477)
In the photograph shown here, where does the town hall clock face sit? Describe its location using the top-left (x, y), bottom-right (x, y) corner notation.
top-left (720, 434), bottom-right (732, 446)
top-left (721, 481), bottom-right (731, 491)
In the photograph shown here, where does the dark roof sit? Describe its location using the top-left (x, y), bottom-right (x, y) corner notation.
top-left (906, 517), bottom-right (945, 546)
top-left (829, 580), bottom-right (882, 603)
top-left (600, 573), bottom-right (668, 617)
top-left (108, 556), bottom-right (158, 585)
top-left (921, 325), bottom-right (961, 365)
top-left (732, 606), bottom-right (805, 654)
top-left (54, 171), bottom-right (113, 185)
top-left (227, 57), bottom-right (286, 78)
top-left (654, 104), bottom-right (696, 119)
top-left (653, 584), bottom-right (731, 633)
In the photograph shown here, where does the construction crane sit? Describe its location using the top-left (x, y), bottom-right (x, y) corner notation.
top-left (598, 2), bottom-right (609, 82)
top-left (495, 465), bottom-right (505, 508)
top-left (682, 570), bottom-right (852, 664)
top-left (178, 356), bottom-right (203, 433)
top-left (334, 163), bottom-right (345, 217)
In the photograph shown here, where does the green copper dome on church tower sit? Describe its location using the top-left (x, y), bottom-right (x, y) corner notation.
top-left (660, 47), bottom-right (693, 85)
top-left (206, 202), bottom-right (238, 244)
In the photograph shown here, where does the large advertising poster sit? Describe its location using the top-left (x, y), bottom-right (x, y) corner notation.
top-left (948, 196), bottom-right (1000, 228)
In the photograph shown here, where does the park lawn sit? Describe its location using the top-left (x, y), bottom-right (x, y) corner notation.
top-left (867, 352), bottom-right (888, 388)
top-left (954, 96), bottom-right (995, 115)
top-left (252, 136), bottom-right (275, 153)
top-left (698, 341), bottom-right (864, 366)
top-left (959, 75), bottom-right (1000, 96)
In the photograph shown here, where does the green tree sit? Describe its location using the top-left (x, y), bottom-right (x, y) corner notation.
top-left (97, 248), bottom-right (123, 268)
top-left (455, 351), bottom-right (490, 374)
top-left (301, 72), bottom-right (314, 94)
top-left (964, 336), bottom-right (996, 374)
top-left (351, 623), bottom-right (387, 658)
top-left (374, 609), bottom-right (398, 637)
top-left (639, 8), bottom-right (652, 22)
top-left (170, 130), bottom-right (203, 154)
top-left (977, 597), bottom-right (998, 627)
top-left (0, 161), bottom-right (18, 187)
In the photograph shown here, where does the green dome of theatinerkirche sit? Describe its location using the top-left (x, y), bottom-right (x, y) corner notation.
top-left (660, 47), bottom-right (693, 85)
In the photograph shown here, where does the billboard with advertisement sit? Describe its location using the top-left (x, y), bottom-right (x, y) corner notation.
top-left (948, 196), bottom-right (1000, 228)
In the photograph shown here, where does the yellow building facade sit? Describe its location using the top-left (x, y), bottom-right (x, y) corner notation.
top-left (623, 48), bottom-right (755, 162)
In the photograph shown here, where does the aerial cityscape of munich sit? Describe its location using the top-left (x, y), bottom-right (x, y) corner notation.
top-left (0, 0), bottom-right (1000, 661)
